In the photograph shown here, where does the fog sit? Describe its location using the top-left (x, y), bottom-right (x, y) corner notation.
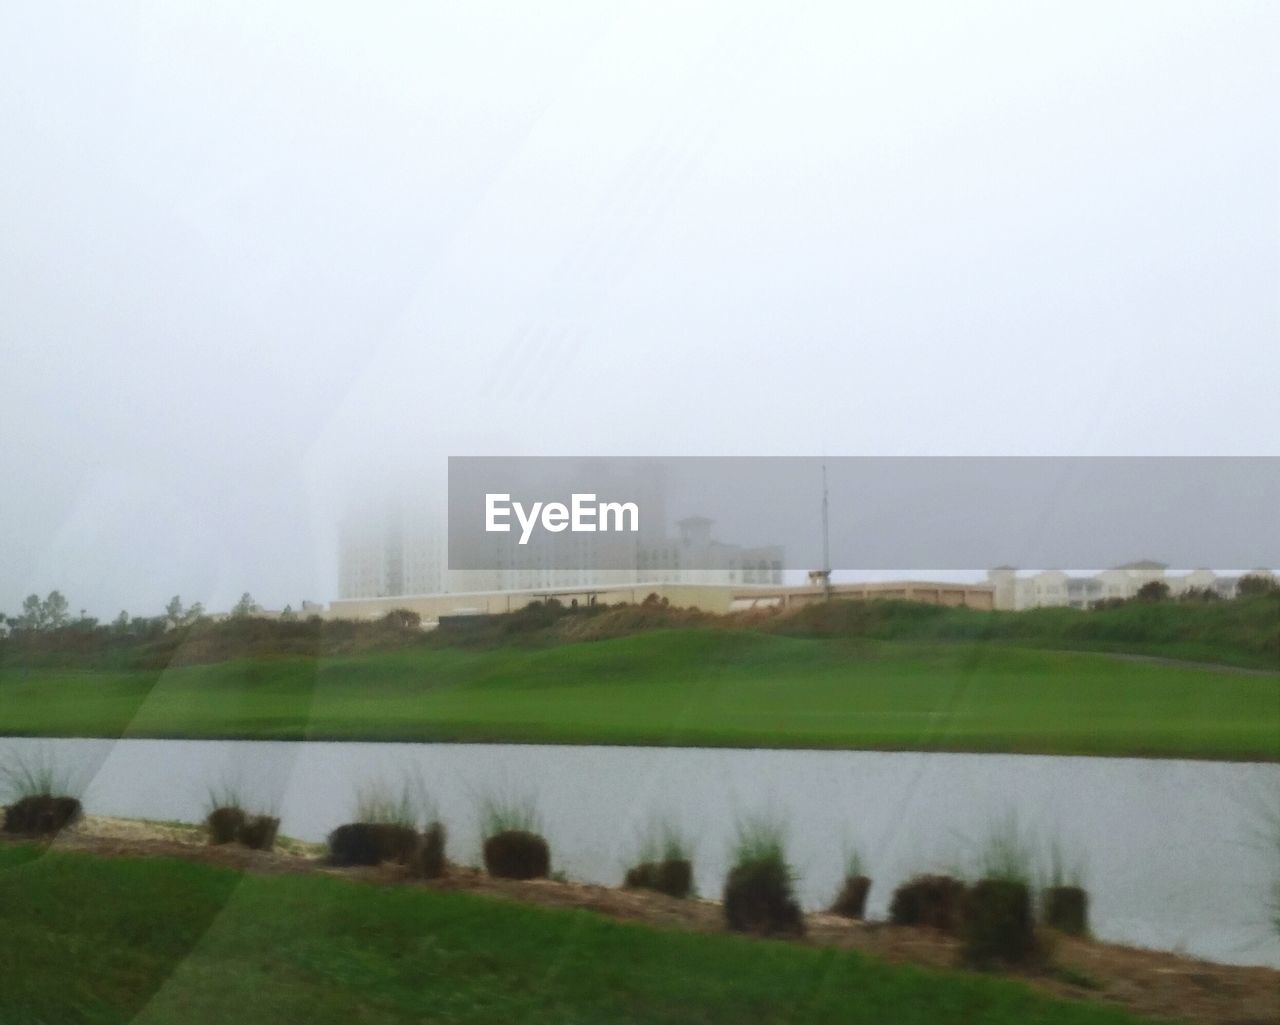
top-left (2, 1), bottom-right (1276, 618)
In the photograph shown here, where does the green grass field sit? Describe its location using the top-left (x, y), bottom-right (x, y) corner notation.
top-left (0, 845), bottom-right (1159, 1025)
top-left (1, 630), bottom-right (1276, 760)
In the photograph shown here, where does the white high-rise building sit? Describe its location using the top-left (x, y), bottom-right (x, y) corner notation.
top-left (339, 502), bottom-right (459, 599)
top-left (338, 496), bottom-right (784, 600)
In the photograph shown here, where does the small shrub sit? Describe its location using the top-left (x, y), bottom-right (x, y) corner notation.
top-left (723, 815), bottom-right (803, 936)
top-left (889, 875), bottom-right (967, 932)
top-left (483, 830), bottom-right (550, 880)
top-left (2, 795), bottom-right (82, 836)
top-left (205, 806), bottom-right (246, 845)
top-left (328, 822), bottom-right (420, 866)
top-left (963, 878), bottom-right (1037, 967)
top-left (413, 821), bottom-right (447, 879)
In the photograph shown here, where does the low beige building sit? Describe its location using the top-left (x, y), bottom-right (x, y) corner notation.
top-left (987, 562), bottom-right (1272, 610)
top-left (730, 580), bottom-right (995, 611)
top-left (325, 578), bottom-right (995, 624)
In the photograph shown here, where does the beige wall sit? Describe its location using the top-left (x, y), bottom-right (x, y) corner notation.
top-left (326, 582), bottom-right (741, 623)
top-left (732, 581), bottom-right (994, 612)
top-left (325, 578), bottom-right (995, 623)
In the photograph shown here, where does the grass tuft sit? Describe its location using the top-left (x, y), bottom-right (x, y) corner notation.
top-left (729, 812), bottom-right (789, 868)
top-left (1042, 834), bottom-right (1088, 891)
top-left (353, 772), bottom-right (434, 830)
top-left (0, 747), bottom-right (82, 802)
top-left (843, 842), bottom-right (867, 881)
top-left (723, 812), bottom-right (803, 935)
top-left (476, 791), bottom-right (540, 840)
top-left (974, 811), bottom-right (1037, 885)
top-left (635, 815), bottom-right (693, 865)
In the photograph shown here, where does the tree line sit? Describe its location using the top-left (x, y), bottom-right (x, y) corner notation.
top-left (0, 591), bottom-right (265, 635)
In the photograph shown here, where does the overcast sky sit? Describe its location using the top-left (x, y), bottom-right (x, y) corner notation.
top-left (2, 1), bottom-right (1276, 618)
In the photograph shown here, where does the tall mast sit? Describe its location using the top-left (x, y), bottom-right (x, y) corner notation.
top-left (822, 462), bottom-right (831, 597)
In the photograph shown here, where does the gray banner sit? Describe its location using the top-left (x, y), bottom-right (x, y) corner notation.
top-left (447, 457), bottom-right (1278, 571)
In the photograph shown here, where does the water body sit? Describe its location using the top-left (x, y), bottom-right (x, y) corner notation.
top-left (3, 737), bottom-right (1277, 968)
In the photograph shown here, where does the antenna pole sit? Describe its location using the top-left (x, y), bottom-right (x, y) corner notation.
top-left (822, 462), bottom-right (831, 599)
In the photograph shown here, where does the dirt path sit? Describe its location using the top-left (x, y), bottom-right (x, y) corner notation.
top-left (8, 817), bottom-right (1279, 1025)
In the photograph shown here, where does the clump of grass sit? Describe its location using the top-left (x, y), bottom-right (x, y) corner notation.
top-left (0, 749), bottom-right (84, 837)
top-left (203, 781), bottom-right (280, 850)
top-left (477, 792), bottom-right (548, 880)
top-left (729, 813), bottom-right (789, 867)
top-left (1038, 833), bottom-right (1090, 935)
top-left (329, 771), bottom-right (442, 869)
top-left (626, 816), bottom-right (695, 899)
top-left (843, 843), bottom-right (867, 881)
top-left (476, 792), bottom-right (540, 840)
top-left (635, 815), bottom-right (693, 866)
top-left (974, 810), bottom-right (1037, 885)
top-left (0, 748), bottom-right (82, 803)
top-left (962, 812), bottom-right (1042, 965)
top-left (1261, 804), bottom-right (1280, 938)
top-left (889, 875), bottom-right (967, 931)
top-left (723, 813), bottom-right (803, 935)
top-left (830, 841), bottom-right (871, 919)
top-left (1042, 835), bottom-right (1087, 890)
top-left (353, 773), bottom-right (435, 830)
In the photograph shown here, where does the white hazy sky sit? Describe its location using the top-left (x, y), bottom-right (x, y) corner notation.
top-left (1, 1), bottom-right (1276, 618)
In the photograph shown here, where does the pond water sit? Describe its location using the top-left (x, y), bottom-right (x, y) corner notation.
top-left (3, 737), bottom-right (1277, 968)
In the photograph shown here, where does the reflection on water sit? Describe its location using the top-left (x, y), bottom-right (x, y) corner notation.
top-left (3, 737), bottom-right (1277, 968)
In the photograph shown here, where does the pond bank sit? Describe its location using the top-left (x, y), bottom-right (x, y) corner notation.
top-left (7, 815), bottom-right (1277, 1025)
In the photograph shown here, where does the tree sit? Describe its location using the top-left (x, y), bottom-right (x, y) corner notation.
top-left (1135, 580), bottom-right (1170, 602)
top-left (1237, 573), bottom-right (1279, 598)
top-left (112, 610), bottom-right (130, 633)
top-left (185, 601), bottom-right (205, 623)
top-left (19, 593), bottom-right (43, 631)
top-left (165, 595), bottom-right (185, 628)
top-left (279, 604), bottom-right (296, 622)
top-left (42, 591), bottom-right (69, 629)
top-left (231, 592), bottom-right (259, 618)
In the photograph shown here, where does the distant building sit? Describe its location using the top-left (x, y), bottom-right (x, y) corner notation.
top-left (987, 562), bottom-right (1272, 610)
top-left (338, 500), bottom-right (784, 601)
top-left (339, 502), bottom-right (450, 600)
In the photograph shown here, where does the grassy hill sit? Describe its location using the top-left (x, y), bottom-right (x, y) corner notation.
top-left (3, 595), bottom-right (1277, 671)
top-left (1, 629), bottom-right (1276, 759)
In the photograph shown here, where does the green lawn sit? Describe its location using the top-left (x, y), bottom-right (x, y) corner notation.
top-left (1, 630), bottom-right (1276, 760)
top-left (0, 845), bottom-right (1161, 1025)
